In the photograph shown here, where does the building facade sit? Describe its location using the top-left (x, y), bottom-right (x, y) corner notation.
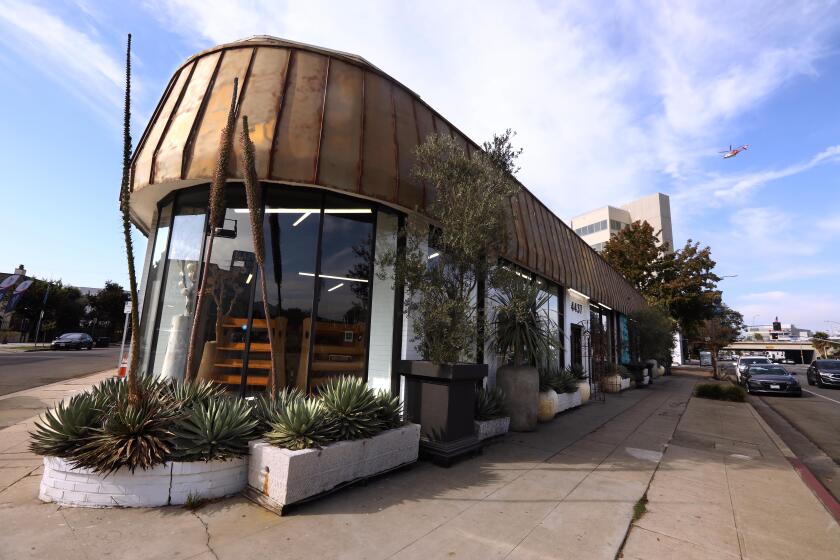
top-left (129, 37), bottom-right (647, 395)
top-left (744, 317), bottom-right (812, 342)
top-left (570, 193), bottom-right (674, 252)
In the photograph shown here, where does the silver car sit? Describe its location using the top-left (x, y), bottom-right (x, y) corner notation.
top-left (735, 356), bottom-right (773, 383)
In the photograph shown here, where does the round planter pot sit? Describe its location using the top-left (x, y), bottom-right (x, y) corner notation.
top-left (577, 381), bottom-right (591, 403)
top-left (538, 390), bottom-right (558, 422)
top-left (39, 456), bottom-right (247, 508)
top-left (496, 365), bottom-right (538, 432)
top-left (603, 375), bottom-right (622, 393)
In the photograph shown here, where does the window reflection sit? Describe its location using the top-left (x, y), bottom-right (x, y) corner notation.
top-left (139, 202), bottom-right (171, 375)
top-left (150, 191), bottom-right (206, 381)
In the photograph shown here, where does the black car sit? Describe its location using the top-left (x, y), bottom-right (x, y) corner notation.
top-left (742, 364), bottom-right (802, 396)
top-left (806, 359), bottom-right (840, 388)
top-left (51, 333), bottom-right (94, 350)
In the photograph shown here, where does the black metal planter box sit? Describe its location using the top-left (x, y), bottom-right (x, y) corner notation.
top-left (399, 360), bottom-right (488, 467)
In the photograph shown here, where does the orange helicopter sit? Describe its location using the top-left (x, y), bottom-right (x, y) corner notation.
top-left (720, 144), bottom-right (749, 159)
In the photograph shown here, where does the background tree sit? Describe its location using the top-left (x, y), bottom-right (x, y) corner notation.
top-left (812, 331), bottom-right (831, 358)
top-left (629, 306), bottom-right (677, 367)
top-left (693, 304), bottom-right (744, 378)
top-left (752, 332), bottom-right (764, 341)
top-left (88, 281), bottom-right (129, 338)
top-left (11, 279), bottom-right (86, 341)
top-left (601, 221), bottom-right (662, 294)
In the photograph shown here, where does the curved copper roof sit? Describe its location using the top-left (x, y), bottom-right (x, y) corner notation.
top-left (130, 36), bottom-right (646, 314)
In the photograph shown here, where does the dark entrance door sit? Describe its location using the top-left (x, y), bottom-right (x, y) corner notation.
top-left (571, 324), bottom-right (583, 367)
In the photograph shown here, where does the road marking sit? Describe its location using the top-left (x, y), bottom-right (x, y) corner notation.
top-left (803, 389), bottom-right (840, 405)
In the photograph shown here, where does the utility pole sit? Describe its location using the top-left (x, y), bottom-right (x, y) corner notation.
top-left (33, 283), bottom-right (51, 347)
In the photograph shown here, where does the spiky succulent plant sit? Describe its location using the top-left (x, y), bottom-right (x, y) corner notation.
top-left (29, 392), bottom-right (99, 458)
top-left (319, 376), bottom-right (382, 440)
top-left (475, 386), bottom-right (507, 420)
top-left (168, 379), bottom-right (226, 409)
top-left (72, 392), bottom-right (181, 474)
top-left (374, 390), bottom-right (404, 430)
top-left (538, 368), bottom-right (561, 393)
top-left (250, 387), bottom-right (304, 434)
top-left (265, 398), bottom-right (335, 450)
top-left (172, 397), bottom-right (258, 461)
top-left (555, 370), bottom-right (579, 393)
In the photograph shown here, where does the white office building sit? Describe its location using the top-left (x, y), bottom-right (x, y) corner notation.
top-left (570, 193), bottom-right (674, 253)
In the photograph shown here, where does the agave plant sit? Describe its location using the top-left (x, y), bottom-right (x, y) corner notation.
top-left (29, 392), bottom-right (100, 458)
top-left (73, 393), bottom-right (181, 474)
top-left (538, 368), bottom-right (560, 393)
top-left (555, 370), bottom-right (579, 394)
top-left (475, 386), bottom-right (507, 421)
top-left (168, 379), bottom-right (226, 410)
top-left (374, 390), bottom-right (404, 430)
top-left (319, 376), bottom-right (382, 440)
top-left (566, 364), bottom-right (587, 381)
top-left (265, 398), bottom-right (335, 451)
top-left (249, 387), bottom-right (304, 434)
top-left (172, 397), bottom-right (258, 462)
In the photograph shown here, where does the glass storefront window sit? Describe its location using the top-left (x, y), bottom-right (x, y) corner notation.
top-left (261, 188), bottom-right (323, 392)
top-left (303, 195), bottom-right (374, 392)
top-left (367, 212), bottom-right (398, 392)
top-left (149, 190), bottom-right (207, 381)
top-left (138, 202), bottom-right (172, 375)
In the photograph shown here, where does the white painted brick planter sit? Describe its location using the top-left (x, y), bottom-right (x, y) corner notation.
top-left (39, 456), bottom-right (247, 508)
top-left (553, 389), bottom-right (581, 413)
top-left (474, 417), bottom-right (510, 441)
top-left (247, 423), bottom-right (420, 513)
top-left (620, 378), bottom-right (632, 391)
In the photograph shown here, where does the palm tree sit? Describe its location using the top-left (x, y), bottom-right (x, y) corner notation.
top-left (184, 78), bottom-right (238, 381)
top-left (119, 34), bottom-right (141, 405)
top-left (240, 115), bottom-right (280, 393)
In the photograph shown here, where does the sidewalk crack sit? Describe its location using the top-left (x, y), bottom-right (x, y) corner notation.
top-left (192, 510), bottom-right (219, 560)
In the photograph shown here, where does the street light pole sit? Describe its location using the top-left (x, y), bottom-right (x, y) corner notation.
top-left (33, 283), bottom-right (51, 347)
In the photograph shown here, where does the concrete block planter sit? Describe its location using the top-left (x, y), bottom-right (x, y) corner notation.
top-left (247, 423), bottom-right (420, 514)
top-left (620, 378), bottom-right (632, 391)
top-left (554, 390), bottom-right (582, 414)
top-left (39, 456), bottom-right (247, 508)
top-left (603, 375), bottom-right (622, 393)
top-left (474, 417), bottom-right (510, 441)
top-left (577, 381), bottom-right (591, 403)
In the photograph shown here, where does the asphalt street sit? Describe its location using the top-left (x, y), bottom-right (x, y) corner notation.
top-left (742, 363), bottom-right (840, 502)
top-left (0, 346), bottom-right (120, 396)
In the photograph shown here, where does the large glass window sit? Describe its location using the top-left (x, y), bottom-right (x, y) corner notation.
top-left (367, 212), bottom-right (398, 392)
top-left (138, 202), bottom-right (172, 375)
top-left (303, 195), bottom-right (374, 392)
top-left (149, 190), bottom-right (207, 381)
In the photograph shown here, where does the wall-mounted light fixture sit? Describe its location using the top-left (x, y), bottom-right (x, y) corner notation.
top-left (568, 288), bottom-right (589, 300)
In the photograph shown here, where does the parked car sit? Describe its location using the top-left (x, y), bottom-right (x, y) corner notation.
top-left (51, 333), bottom-right (94, 350)
top-left (742, 364), bottom-right (802, 396)
top-left (735, 356), bottom-right (773, 383)
top-left (806, 359), bottom-right (840, 388)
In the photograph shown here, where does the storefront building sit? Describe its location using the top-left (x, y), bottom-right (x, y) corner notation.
top-left (129, 37), bottom-right (646, 395)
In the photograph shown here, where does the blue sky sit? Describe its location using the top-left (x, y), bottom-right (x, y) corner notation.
top-left (1, 1), bottom-right (839, 333)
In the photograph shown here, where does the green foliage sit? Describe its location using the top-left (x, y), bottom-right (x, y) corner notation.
top-left (694, 305), bottom-right (745, 361)
top-left (319, 377), bottom-right (382, 440)
top-left (172, 397), bottom-right (258, 462)
top-left (490, 268), bottom-right (556, 366)
top-left (554, 370), bottom-right (580, 393)
top-left (250, 388), bottom-right (304, 434)
top-left (475, 386), bottom-right (507, 420)
top-left (9, 279), bottom-right (88, 341)
top-left (184, 491), bottom-right (204, 510)
top-left (74, 392), bottom-right (181, 474)
top-left (29, 393), bottom-right (99, 458)
top-left (630, 307), bottom-right (677, 365)
top-left (566, 364), bottom-right (587, 380)
top-left (602, 222), bottom-right (723, 334)
top-left (538, 368), bottom-right (559, 393)
top-left (693, 383), bottom-right (746, 402)
top-left (168, 379), bottom-right (226, 409)
top-left (374, 390), bottom-right (404, 430)
top-left (377, 132), bottom-right (520, 364)
top-left (265, 398), bottom-right (335, 451)
top-left (633, 495), bottom-right (648, 522)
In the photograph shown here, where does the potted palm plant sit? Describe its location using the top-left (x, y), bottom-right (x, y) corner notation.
top-left (380, 132), bottom-right (520, 464)
top-left (491, 271), bottom-right (556, 431)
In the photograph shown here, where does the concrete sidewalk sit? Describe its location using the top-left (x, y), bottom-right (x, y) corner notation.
top-left (0, 371), bottom-right (697, 560)
top-left (621, 394), bottom-right (840, 559)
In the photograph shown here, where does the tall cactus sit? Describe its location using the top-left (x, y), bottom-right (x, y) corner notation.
top-left (118, 33), bottom-right (141, 405)
top-left (184, 78), bottom-right (238, 381)
top-left (240, 115), bottom-right (282, 394)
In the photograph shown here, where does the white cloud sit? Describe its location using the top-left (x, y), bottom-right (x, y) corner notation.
top-left (0, 0), bottom-right (126, 123)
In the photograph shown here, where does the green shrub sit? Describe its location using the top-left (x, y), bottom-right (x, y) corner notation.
top-left (168, 379), bottom-right (226, 409)
top-left (555, 370), bottom-right (580, 394)
top-left (265, 398), bottom-right (336, 450)
top-left (172, 397), bottom-right (258, 462)
top-left (249, 388), bottom-right (304, 434)
top-left (374, 390), bottom-right (404, 430)
top-left (475, 386), bottom-right (507, 420)
top-left (538, 368), bottom-right (559, 392)
top-left (566, 364), bottom-right (587, 380)
top-left (319, 376), bottom-right (382, 440)
top-left (694, 383), bottom-right (746, 402)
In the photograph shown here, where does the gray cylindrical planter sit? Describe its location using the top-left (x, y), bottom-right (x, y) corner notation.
top-left (496, 365), bottom-right (538, 432)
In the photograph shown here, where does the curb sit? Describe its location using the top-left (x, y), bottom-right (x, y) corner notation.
top-left (746, 402), bottom-right (840, 524)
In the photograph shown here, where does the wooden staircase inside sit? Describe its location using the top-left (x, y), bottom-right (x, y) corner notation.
top-left (200, 316), bottom-right (287, 387)
top-left (297, 317), bottom-right (366, 392)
